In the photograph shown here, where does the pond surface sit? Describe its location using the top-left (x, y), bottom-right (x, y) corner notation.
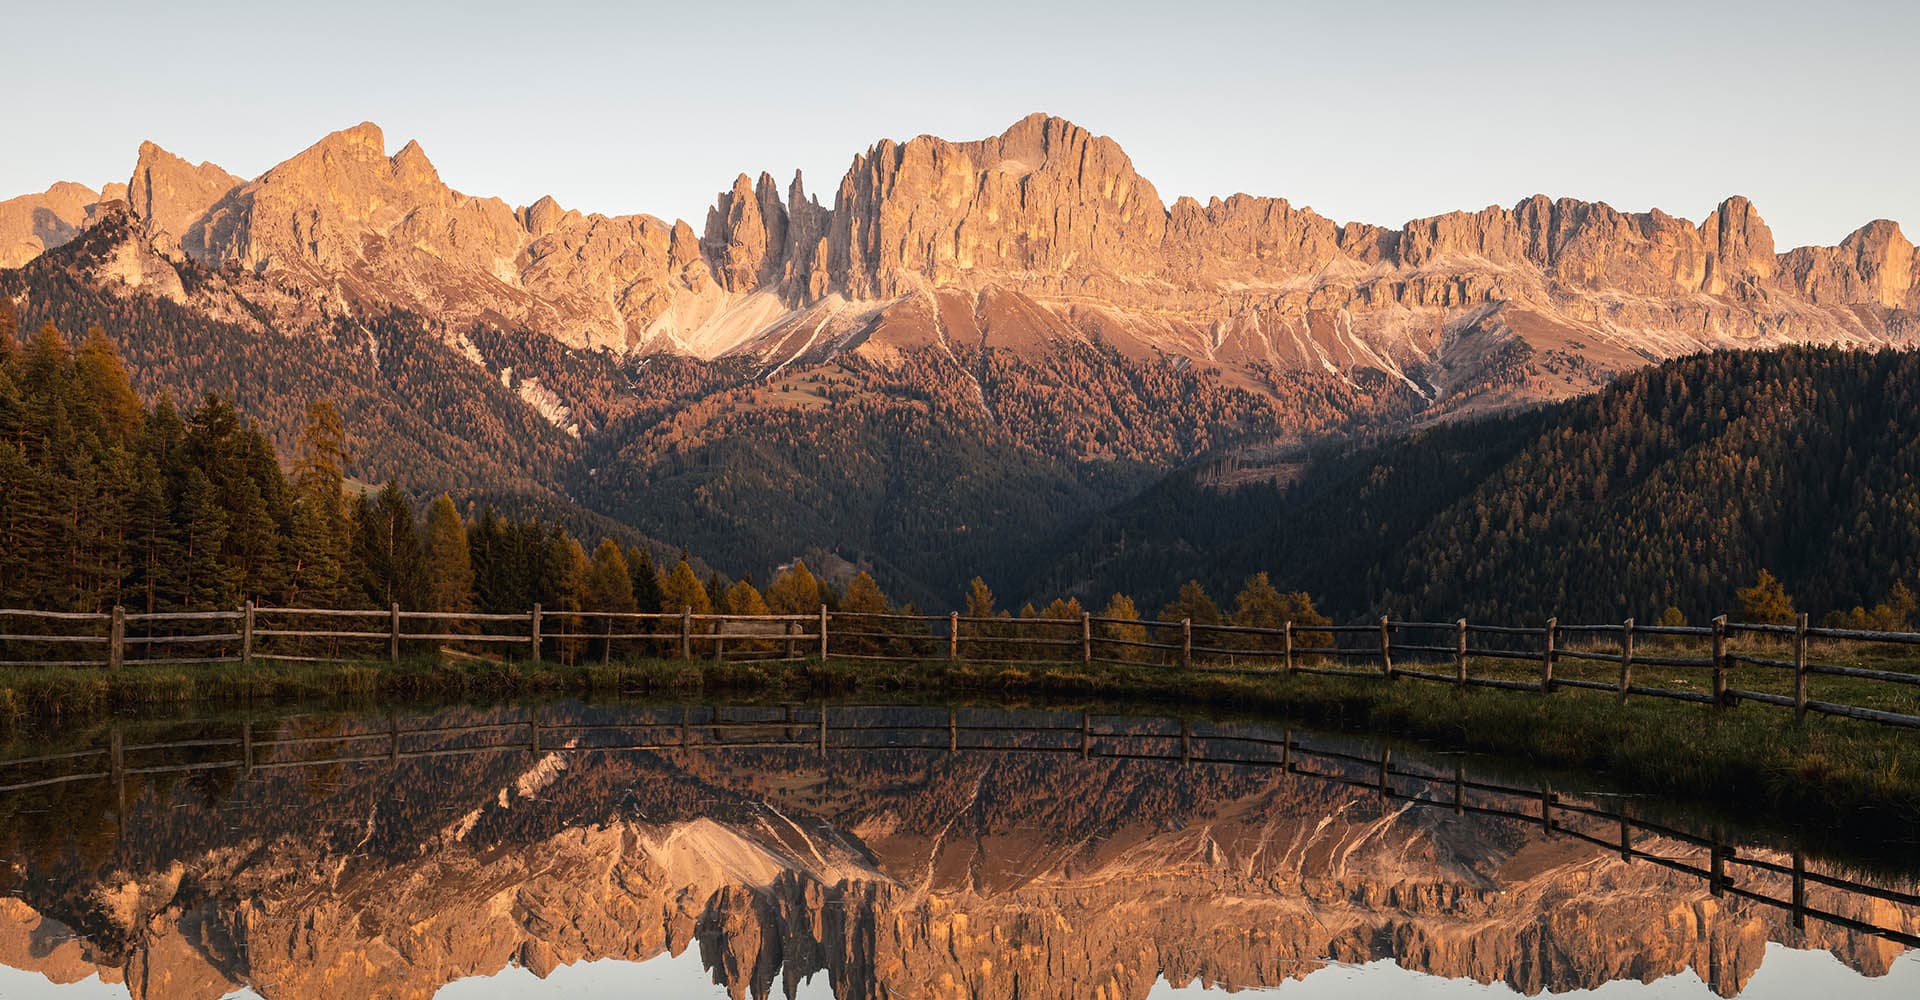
top-left (0, 702), bottom-right (1911, 999)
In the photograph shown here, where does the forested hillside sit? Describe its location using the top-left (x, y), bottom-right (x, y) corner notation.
top-left (0, 309), bottom-right (680, 621)
top-left (4, 214), bottom-right (1383, 605)
top-left (1026, 348), bottom-right (1920, 624)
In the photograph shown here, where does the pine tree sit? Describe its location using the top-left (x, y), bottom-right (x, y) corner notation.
top-left (625, 545), bottom-right (664, 615)
top-left (352, 483), bottom-right (427, 610)
top-left (175, 469), bottom-right (236, 609)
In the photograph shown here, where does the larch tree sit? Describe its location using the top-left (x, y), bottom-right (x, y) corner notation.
top-left (659, 559), bottom-right (712, 617)
top-left (1734, 569), bottom-right (1796, 625)
top-left (423, 494), bottom-right (474, 613)
top-left (842, 572), bottom-right (888, 615)
top-left (766, 560), bottom-right (823, 615)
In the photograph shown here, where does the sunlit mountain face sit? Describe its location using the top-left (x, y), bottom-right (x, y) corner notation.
top-left (0, 703), bottom-right (1912, 1000)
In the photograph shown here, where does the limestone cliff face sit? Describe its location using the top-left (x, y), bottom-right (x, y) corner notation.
top-left (126, 141), bottom-right (241, 243)
top-left (0, 180), bottom-right (123, 268)
top-left (7, 114), bottom-right (1919, 408)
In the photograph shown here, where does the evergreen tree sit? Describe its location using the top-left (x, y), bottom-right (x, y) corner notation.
top-left (352, 482), bottom-right (428, 610)
top-left (175, 469), bottom-right (236, 609)
top-left (625, 545), bottom-right (664, 615)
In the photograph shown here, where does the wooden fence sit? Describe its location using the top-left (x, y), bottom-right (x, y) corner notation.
top-left (0, 705), bottom-right (1913, 952)
top-left (2, 604), bottom-right (1918, 730)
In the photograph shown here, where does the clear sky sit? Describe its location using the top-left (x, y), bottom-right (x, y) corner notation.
top-left (5, 0), bottom-right (1912, 250)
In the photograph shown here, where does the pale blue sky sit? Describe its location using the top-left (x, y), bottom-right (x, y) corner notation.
top-left (5, 0), bottom-right (1913, 250)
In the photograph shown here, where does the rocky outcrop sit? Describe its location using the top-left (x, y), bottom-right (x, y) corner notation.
top-left (0, 181), bottom-right (122, 268)
top-left (126, 141), bottom-right (241, 242)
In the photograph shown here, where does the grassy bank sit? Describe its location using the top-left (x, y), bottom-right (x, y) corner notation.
top-left (1, 654), bottom-right (1915, 842)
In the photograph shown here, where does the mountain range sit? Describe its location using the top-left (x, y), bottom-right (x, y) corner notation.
top-left (4, 115), bottom-right (1917, 604)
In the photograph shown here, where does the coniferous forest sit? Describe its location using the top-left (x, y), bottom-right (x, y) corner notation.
top-left (1027, 347), bottom-right (1920, 626)
top-left (8, 283), bottom-right (1920, 629)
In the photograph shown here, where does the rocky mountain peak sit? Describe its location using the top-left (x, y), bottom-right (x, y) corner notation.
top-left (6, 113), bottom-right (1917, 398)
top-left (127, 139), bottom-right (242, 240)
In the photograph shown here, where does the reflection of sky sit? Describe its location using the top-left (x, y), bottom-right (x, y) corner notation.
top-left (0, 942), bottom-right (1910, 998)
top-left (1146, 946), bottom-right (1920, 997)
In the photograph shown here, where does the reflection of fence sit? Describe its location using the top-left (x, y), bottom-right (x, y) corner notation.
top-left (2, 605), bottom-right (1918, 729)
top-left (0, 705), bottom-right (1913, 950)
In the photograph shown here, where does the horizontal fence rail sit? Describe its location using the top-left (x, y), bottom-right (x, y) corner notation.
top-left (0, 707), bottom-right (1912, 951)
top-left (0, 605), bottom-right (1917, 730)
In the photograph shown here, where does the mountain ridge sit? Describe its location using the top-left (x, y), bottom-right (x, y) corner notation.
top-left (8, 114), bottom-right (1914, 416)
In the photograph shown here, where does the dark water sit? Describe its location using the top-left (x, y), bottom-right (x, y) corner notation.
top-left (0, 702), bottom-right (1912, 999)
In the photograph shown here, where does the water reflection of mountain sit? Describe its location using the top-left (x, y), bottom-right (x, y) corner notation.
top-left (0, 704), bottom-right (1912, 1000)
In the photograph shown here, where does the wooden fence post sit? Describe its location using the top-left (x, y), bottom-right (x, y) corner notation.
top-left (1081, 612), bottom-right (1092, 665)
top-left (1452, 763), bottom-right (1464, 815)
top-left (948, 708), bottom-right (957, 752)
top-left (241, 719), bottom-right (253, 775)
top-left (1283, 621), bottom-right (1294, 675)
top-left (1793, 612), bottom-right (1809, 723)
top-left (1454, 618), bottom-right (1468, 686)
top-left (1712, 615), bottom-right (1729, 708)
top-left (1540, 618), bottom-right (1557, 693)
top-left (241, 601), bottom-right (255, 665)
top-left (1618, 618), bottom-right (1635, 703)
top-left (1378, 616), bottom-right (1393, 680)
top-left (1180, 619), bottom-right (1192, 669)
top-left (603, 619), bottom-right (614, 665)
top-left (1377, 747), bottom-right (1391, 801)
top-left (680, 607), bottom-right (692, 660)
top-left (109, 605), bottom-right (125, 670)
top-left (1081, 711), bottom-right (1091, 759)
top-left (817, 702), bottom-right (827, 755)
top-left (389, 602), bottom-right (401, 663)
top-left (529, 603), bottom-right (542, 662)
top-left (949, 612), bottom-right (960, 661)
top-left (819, 605), bottom-right (829, 660)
